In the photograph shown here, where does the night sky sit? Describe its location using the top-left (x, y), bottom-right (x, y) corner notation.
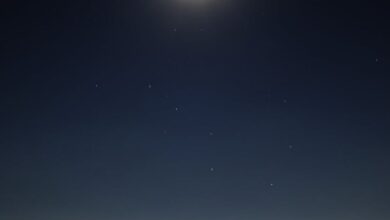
top-left (1, 0), bottom-right (390, 219)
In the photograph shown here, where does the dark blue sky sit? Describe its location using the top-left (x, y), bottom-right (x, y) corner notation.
top-left (1, 0), bottom-right (390, 219)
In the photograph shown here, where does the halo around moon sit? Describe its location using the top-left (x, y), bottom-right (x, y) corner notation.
top-left (160, 0), bottom-right (235, 14)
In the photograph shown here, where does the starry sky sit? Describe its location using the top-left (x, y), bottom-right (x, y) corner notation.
top-left (1, 0), bottom-right (390, 219)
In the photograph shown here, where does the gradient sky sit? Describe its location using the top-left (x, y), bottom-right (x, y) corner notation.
top-left (1, 0), bottom-right (390, 219)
